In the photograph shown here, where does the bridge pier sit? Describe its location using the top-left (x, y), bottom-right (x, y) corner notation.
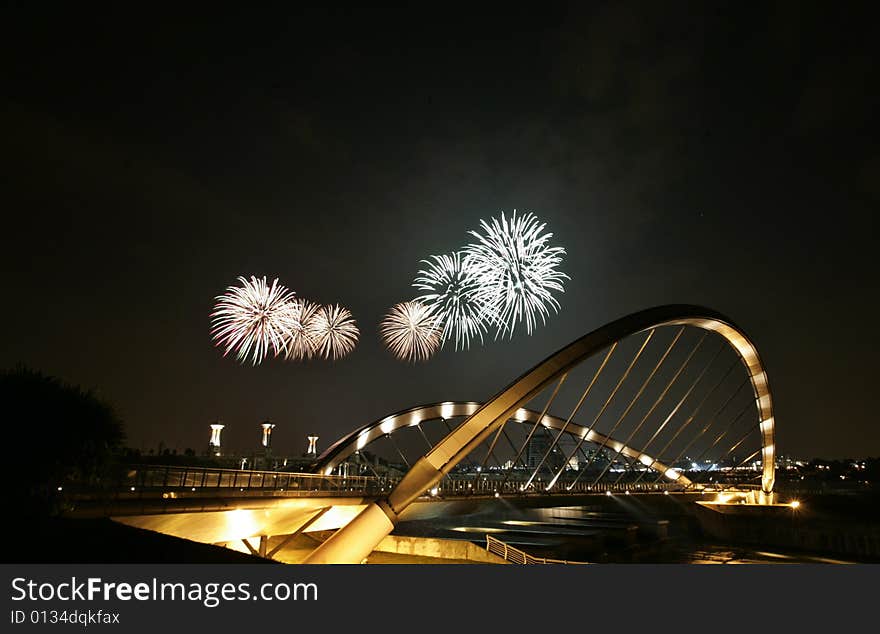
top-left (240, 536), bottom-right (269, 558)
top-left (303, 502), bottom-right (395, 564)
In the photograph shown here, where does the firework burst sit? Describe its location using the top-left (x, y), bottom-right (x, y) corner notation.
top-left (281, 299), bottom-right (323, 361)
top-left (412, 252), bottom-right (493, 350)
top-left (380, 300), bottom-right (442, 362)
top-left (210, 276), bottom-right (298, 365)
top-left (463, 210), bottom-right (568, 337)
top-left (308, 304), bottom-right (360, 360)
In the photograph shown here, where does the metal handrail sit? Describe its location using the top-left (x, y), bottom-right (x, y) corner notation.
top-left (60, 463), bottom-right (735, 500)
top-left (59, 464), bottom-right (398, 500)
top-left (486, 534), bottom-right (588, 564)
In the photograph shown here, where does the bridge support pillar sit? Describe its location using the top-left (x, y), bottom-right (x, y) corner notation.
top-left (241, 535), bottom-right (270, 558)
top-left (748, 490), bottom-right (778, 505)
top-left (302, 502), bottom-right (395, 564)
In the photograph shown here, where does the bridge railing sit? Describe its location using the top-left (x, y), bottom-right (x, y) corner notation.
top-left (129, 464), bottom-right (380, 494)
top-left (486, 535), bottom-right (587, 564)
top-left (62, 464), bottom-right (747, 500)
top-left (432, 476), bottom-right (693, 496)
top-left (63, 465), bottom-right (396, 499)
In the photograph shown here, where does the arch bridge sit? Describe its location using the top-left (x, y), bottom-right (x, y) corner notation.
top-left (305, 304), bottom-right (779, 562)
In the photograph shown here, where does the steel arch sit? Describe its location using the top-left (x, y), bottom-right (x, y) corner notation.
top-left (304, 304), bottom-right (776, 563)
top-left (314, 401), bottom-right (694, 487)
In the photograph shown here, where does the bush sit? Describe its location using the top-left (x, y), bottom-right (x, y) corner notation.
top-left (0, 365), bottom-right (125, 514)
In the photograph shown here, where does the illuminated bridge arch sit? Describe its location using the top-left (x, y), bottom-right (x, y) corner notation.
top-left (314, 401), bottom-right (694, 489)
top-left (305, 304), bottom-right (776, 563)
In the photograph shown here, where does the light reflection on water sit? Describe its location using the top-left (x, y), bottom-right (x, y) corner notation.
top-left (395, 504), bottom-right (858, 564)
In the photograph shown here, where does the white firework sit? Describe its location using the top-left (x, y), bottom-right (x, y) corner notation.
top-left (281, 299), bottom-right (322, 361)
top-left (308, 304), bottom-right (359, 360)
top-left (380, 300), bottom-right (442, 362)
top-left (210, 276), bottom-right (299, 365)
top-left (463, 210), bottom-right (568, 337)
top-left (413, 252), bottom-right (493, 350)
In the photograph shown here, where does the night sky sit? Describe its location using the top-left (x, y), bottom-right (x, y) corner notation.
top-left (2, 3), bottom-right (877, 459)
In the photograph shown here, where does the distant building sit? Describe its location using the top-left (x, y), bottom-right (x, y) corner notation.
top-left (526, 431), bottom-right (566, 473)
top-left (260, 421), bottom-right (275, 448)
top-left (307, 435), bottom-right (319, 457)
top-left (209, 422), bottom-right (224, 457)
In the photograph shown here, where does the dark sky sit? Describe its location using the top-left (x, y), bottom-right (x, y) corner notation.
top-left (2, 3), bottom-right (877, 459)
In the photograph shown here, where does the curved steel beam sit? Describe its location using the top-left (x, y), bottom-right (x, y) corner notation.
top-left (304, 304), bottom-right (775, 563)
top-left (314, 402), bottom-right (482, 476)
top-left (314, 401), bottom-right (693, 487)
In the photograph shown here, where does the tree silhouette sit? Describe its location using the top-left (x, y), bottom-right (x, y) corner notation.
top-left (0, 365), bottom-right (125, 514)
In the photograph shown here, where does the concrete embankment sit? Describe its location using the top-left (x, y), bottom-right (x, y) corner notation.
top-left (694, 495), bottom-right (880, 561)
top-left (372, 535), bottom-right (509, 563)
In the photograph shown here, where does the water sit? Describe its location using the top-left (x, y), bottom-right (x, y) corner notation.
top-left (393, 500), bottom-right (864, 564)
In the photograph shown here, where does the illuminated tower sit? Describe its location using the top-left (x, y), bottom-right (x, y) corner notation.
top-left (261, 421), bottom-right (276, 448)
top-left (307, 435), bottom-right (319, 457)
top-left (209, 423), bottom-right (224, 456)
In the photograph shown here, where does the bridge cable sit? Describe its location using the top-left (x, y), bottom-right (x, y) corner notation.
top-left (473, 419), bottom-right (514, 493)
top-left (536, 425), bottom-right (559, 481)
top-left (649, 377), bottom-right (749, 485)
top-left (714, 448), bottom-right (764, 493)
top-left (354, 451), bottom-right (383, 479)
top-left (498, 428), bottom-right (524, 493)
top-left (671, 395), bottom-right (752, 488)
top-left (624, 342), bottom-right (726, 487)
top-left (547, 329), bottom-right (657, 490)
top-left (498, 373), bottom-right (569, 491)
top-left (385, 433), bottom-right (411, 470)
top-left (413, 421), bottom-right (463, 488)
top-left (416, 423), bottom-right (434, 451)
top-left (440, 417), bottom-right (480, 471)
top-left (570, 327), bottom-right (686, 489)
top-left (614, 339), bottom-right (724, 485)
top-left (684, 404), bottom-right (756, 490)
top-left (476, 415), bottom-right (520, 478)
top-left (565, 441), bottom-right (608, 491)
top-left (522, 343), bottom-right (618, 491)
top-left (598, 331), bottom-right (706, 486)
top-left (631, 351), bottom-right (736, 486)
top-left (440, 416), bottom-right (476, 465)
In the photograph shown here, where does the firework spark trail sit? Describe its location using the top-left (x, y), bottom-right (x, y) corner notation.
top-left (282, 298), bottom-right (322, 360)
top-left (380, 300), bottom-right (442, 362)
top-left (463, 210), bottom-right (568, 338)
top-left (210, 276), bottom-right (299, 365)
top-left (412, 252), bottom-right (494, 350)
top-left (309, 304), bottom-right (360, 360)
